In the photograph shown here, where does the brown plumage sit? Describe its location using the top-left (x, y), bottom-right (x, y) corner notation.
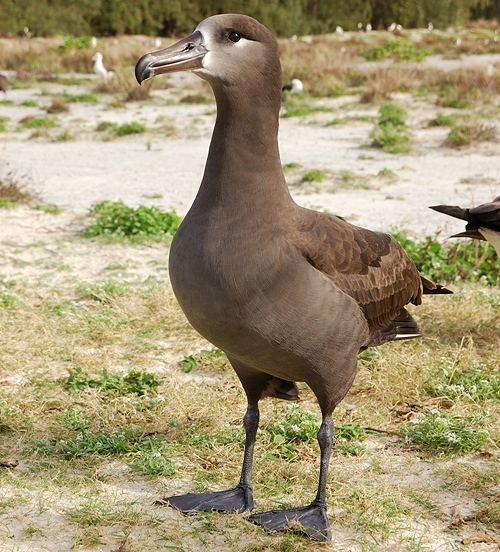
top-left (135, 14), bottom-right (450, 541)
top-left (430, 196), bottom-right (500, 257)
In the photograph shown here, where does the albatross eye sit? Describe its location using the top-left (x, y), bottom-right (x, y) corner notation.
top-left (228, 31), bottom-right (241, 43)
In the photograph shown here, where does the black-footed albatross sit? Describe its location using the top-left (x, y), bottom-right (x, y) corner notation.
top-left (135, 14), bottom-right (450, 541)
top-left (430, 197), bottom-right (500, 257)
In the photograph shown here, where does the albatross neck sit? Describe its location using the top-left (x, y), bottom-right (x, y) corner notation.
top-left (194, 80), bottom-right (293, 212)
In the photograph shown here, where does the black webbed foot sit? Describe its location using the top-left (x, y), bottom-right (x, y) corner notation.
top-left (156, 483), bottom-right (253, 514)
top-left (249, 501), bottom-right (331, 541)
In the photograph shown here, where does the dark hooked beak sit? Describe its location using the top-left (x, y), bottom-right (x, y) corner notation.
top-left (135, 30), bottom-right (206, 84)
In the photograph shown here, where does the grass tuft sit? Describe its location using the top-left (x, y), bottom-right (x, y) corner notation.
top-left (425, 360), bottom-right (500, 401)
top-left (83, 200), bottom-right (181, 242)
top-left (301, 169), bottom-right (326, 183)
top-left (64, 366), bottom-right (161, 395)
top-left (403, 410), bottom-right (489, 454)
top-left (363, 40), bottom-right (433, 62)
top-left (444, 122), bottom-right (497, 147)
top-left (370, 103), bottom-right (411, 153)
top-left (392, 231), bottom-right (500, 285)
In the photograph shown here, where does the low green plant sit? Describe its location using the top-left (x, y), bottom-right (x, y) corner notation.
top-left (180, 94), bottom-right (212, 104)
top-left (0, 168), bottom-right (36, 206)
top-left (178, 348), bottom-right (226, 373)
top-left (378, 103), bottom-right (406, 127)
top-left (425, 360), bottom-right (500, 401)
top-left (325, 115), bottom-right (374, 126)
top-left (64, 366), bottom-right (161, 395)
top-left (33, 203), bottom-right (63, 214)
top-left (55, 130), bottom-right (73, 141)
top-left (62, 92), bottom-right (98, 103)
top-left (19, 116), bottom-right (57, 129)
top-left (0, 288), bottom-right (18, 308)
top-left (444, 123), bottom-right (497, 147)
top-left (33, 422), bottom-right (176, 475)
top-left (335, 422), bottom-right (367, 456)
top-left (281, 102), bottom-right (334, 118)
top-left (363, 40), bottom-right (433, 62)
top-left (83, 200), bottom-right (181, 241)
top-left (57, 36), bottom-right (94, 52)
top-left (428, 113), bottom-right (455, 127)
top-left (0, 116), bottom-right (9, 132)
top-left (377, 167), bottom-right (396, 178)
top-left (77, 279), bottom-right (131, 301)
top-left (282, 161), bottom-right (302, 171)
top-left (96, 121), bottom-right (118, 132)
top-left (130, 436), bottom-right (176, 476)
top-left (115, 121), bottom-right (147, 136)
top-left (96, 121), bottom-right (147, 137)
top-left (392, 231), bottom-right (499, 285)
top-left (0, 198), bottom-right (15, 208)
top-left (301, 169), bottom-right (326, 183)
top-left (60, 426), bottom-right (142, 458)
top-left (61, 408), bottom-right (92, 431)
top-left (403, 410), bottom-right (489, 454)
top-left (264, 403), bottom-right (320, 461)
top-left (370, 103), bottom-right (411, 153)
top-left (337, 169), bottom-right (370, 190)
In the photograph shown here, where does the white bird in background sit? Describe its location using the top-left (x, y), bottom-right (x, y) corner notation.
top-left (282, 78), bottom-right (303, 94)
top-left (335, 26), bottom-right (344, 34)
top-left (427, 22), bottom-right (434, 31)
top-left (366, 23), bottom-right (372, 32)
top-left (91, 36), bottom-right (97, 48)
top-left (388, 22), bottom-right (397, 32)
top-left (153, 37), bottom-right (162, 48)
top-left (92, 52), bottom-right (114, 79)
top-left (455, 37), bottom-right (462, 47)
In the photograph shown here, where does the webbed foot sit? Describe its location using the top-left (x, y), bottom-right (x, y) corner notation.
top-left (249, 501), bottom-right (331, 541)
top-left (156, 483), bottom-right (253, 514)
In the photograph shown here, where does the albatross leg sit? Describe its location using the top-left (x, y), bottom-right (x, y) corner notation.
top-left (157, 403), bottom-right (259, 514)
top-left (248, 416), bottom-right (333, 542)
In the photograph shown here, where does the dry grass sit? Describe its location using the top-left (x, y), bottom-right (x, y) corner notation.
top-left (0, 214), bottom-right (499, 550)
top-left (360, 66), bottom-right (418, 103)
top-left (46, 96), bottom-right (70, 113)
top-left (0, 164), bottom-right (38, 206)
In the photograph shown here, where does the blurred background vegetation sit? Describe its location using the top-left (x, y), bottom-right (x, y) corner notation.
top-left (0, 0), bottom-right (499, 38)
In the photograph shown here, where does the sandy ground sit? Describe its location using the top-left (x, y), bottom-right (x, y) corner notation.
top-left (1, 60), bottom-right (499, 241)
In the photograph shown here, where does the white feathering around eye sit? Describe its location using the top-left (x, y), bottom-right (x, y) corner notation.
top-left (199, 36), bottom-right (252, 76)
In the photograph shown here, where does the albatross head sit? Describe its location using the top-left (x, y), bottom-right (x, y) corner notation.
top-left (135, 14), bottom-right (281, 91)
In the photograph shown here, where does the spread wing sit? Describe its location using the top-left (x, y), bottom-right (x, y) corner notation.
top-left (430, 196), bottom-right (500, 232)
top-left (293, 208), bottom-right (422, 329)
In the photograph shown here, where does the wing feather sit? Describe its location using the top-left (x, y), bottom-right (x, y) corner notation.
top-left (292, 209), bottom-right (422, 329)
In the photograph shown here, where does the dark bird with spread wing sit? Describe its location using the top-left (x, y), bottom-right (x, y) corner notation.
top-left (430, 196), bottom-right (500, 257)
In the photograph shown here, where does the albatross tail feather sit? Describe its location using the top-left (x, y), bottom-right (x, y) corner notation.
top-left (421, 275), bottom-right (452, 295)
